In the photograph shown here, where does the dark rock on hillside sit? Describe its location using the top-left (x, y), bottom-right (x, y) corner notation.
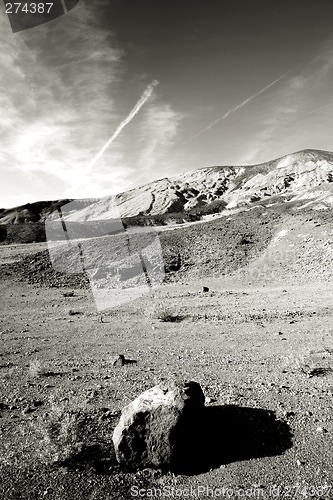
top-left (0, 250), bottom-right (89, 289)
top-left (0, 222), bottom-right (46, 244)
top-left (0, 200), bottom-right (73, 224)
top-left (0, 225), bottom-right (7, 243)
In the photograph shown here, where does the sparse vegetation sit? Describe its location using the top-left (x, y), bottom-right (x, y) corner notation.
top-left (144, 302), bottom-right (183, 322)
top-left (28, 359), bottom-right (48, 379)
top-left (35, 404), bottom-right (84, 465)
top-left (284, 352), bottom-right (333, 377)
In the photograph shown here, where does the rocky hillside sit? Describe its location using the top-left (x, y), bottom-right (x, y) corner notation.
top-left (0, 200), bottom-right (71, 225)
top-left (61, 149), bottom-right (333, 222)
top-left (0, 199), bottom-right (99, 225)
top-left (1, 149), bottom-right (333, 248)
top-left (2, 206), bottom-right (332, 289)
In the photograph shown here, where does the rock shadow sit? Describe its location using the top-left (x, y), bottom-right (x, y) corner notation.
top-left (307, 367), bottom-right (332, 377)
top-left (172, 405), bottom-right (293, 475)
top-left (42, 370), bottom-right (63, 377)
top-left (123, 358), bottom-right (137, 365)
top-left (62, 442), bottom-right (118, 475)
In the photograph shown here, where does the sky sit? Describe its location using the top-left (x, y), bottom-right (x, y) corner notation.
top-left (1, 0), bottom-right (333, 208)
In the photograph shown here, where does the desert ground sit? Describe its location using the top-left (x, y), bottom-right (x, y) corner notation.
top-left (0, 211), bottom-right (332, 499)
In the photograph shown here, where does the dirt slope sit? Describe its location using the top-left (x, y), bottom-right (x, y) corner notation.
top-left (2, 208), bottom-right (332, 291)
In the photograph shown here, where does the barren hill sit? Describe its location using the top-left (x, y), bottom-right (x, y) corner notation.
top-left (62, 148), bottom-right (333, 222)
top-left (2, 149), bottom-right (333, 230)
top-left (1, 149), bottom-right (333, 247)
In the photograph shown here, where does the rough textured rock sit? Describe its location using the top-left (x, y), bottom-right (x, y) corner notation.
top-left (112, 380), bottom-right (205, 469)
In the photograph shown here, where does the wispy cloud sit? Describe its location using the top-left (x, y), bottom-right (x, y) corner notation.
top-left (134, 103), bottom-right (185, 186)
top-left (61, 89), bottom-right (185, 198)
top-left (237, 42), bottom-right (333, 164)
top-left (0, 1), bottom-right (187, 206)
top-left (0, 1), bottom-right (126, 204)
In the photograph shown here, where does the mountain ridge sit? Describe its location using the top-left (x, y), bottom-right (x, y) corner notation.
top-left (62, 148), bottom-right (333, 221)
top-left (1, 148), bottom-right (333, 227)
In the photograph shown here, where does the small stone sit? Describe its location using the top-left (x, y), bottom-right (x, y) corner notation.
top-left (112, 355), bottom-right (125, 367)
top-left (202, 286), bottom-right (209, 292)
top-left (22, 406), bottom-right (35, 414)
top-left (43, 487), bottom-right (53, 496)
top-left (68, 310), bottom-right (82, 316)
top-left (283, 411), bottom-right (295, 419)
top-left (205, 396), bottom-right (216, 404)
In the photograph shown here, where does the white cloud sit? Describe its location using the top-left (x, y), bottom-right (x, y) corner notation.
top-left (0, 0), bottom-right (126, 205)
top-left (0, 2), bottom-right (186, 207)
top-left (133, 103), bottom-right (185, 185)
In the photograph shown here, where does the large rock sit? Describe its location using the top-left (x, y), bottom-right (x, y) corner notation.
top-left (112, 380), bottom-right (205, 469)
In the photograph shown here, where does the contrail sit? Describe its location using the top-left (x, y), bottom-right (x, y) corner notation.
top-left (88, 79), bottom-right (159, 169)
top-left (306, 102), bottom-right (333, 115)
top-left (182, 70), bottom-right (290, 145)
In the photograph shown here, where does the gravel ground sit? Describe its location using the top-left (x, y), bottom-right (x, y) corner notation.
top-left (1, 209), bottom-right (332, 499)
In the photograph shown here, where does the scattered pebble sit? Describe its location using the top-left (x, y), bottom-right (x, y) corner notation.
top-left (22, 406), bottom-right (35, 415)
top-left (316, 427), bottom-right (327, 433)
top-left (43, 487), bottom-right (53, 496)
